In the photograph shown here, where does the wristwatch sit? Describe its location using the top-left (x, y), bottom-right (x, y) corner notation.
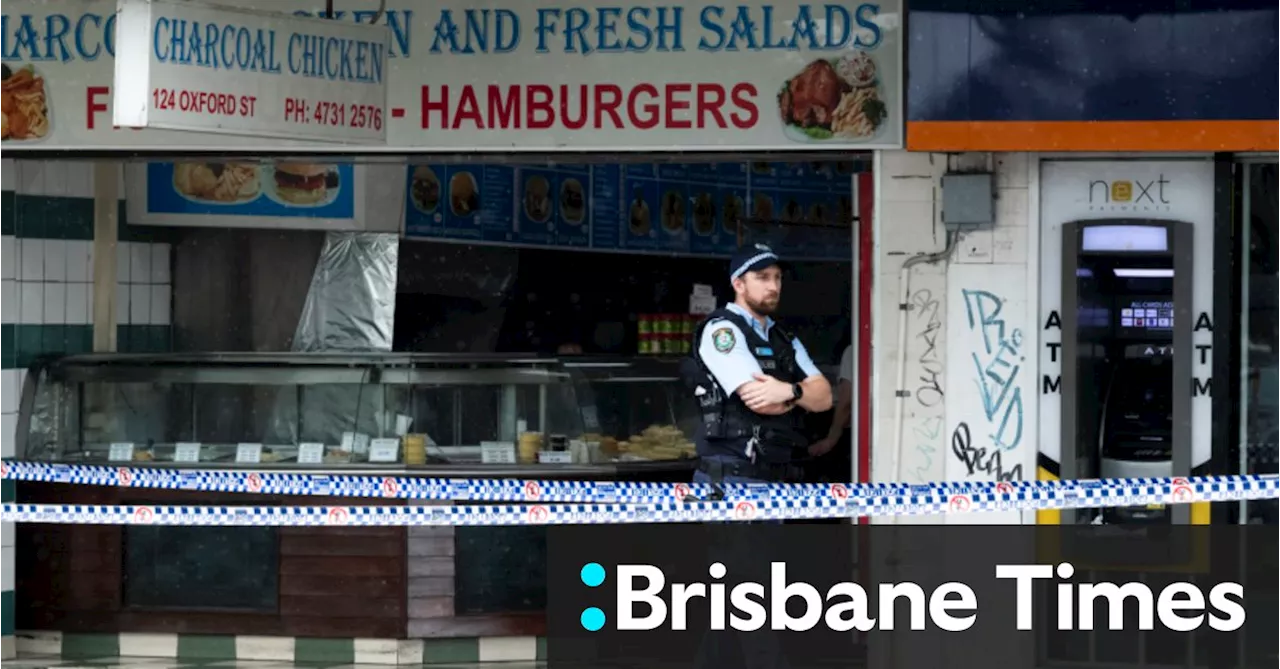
top-left (790, 383), bottom-right (804, 403)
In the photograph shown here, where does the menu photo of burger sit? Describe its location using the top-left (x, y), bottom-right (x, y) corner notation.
top-left (264, 162), bottom-right (340, 207)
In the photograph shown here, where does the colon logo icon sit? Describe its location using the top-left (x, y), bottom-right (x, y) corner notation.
top-left (948, 495), bottom-right (972, 513)
top-left (381, 477), bottom-right (399, 497)
top-left (133, 506), bottom-right (154, 524)
top-left (528, 505), bottom-right (550, 524)
top-left (673, 483), bottom-right (691, 501)
top-left (524, 481), bottom-right (542, 500)
top-left (1172, 486), bottom-right (1194, 503)
top-left (734, 501), bottom-right (757, 520)
top-left (117, 468), bottom-right (133, 486)
top-left (326, 507), bottom-right (349, 525)
top-left (246, 473), bottom-right (263, 493)
top-left (579, 562), bottom-right (607, 632)
top-left (829, 483), bottom-right (849, 500)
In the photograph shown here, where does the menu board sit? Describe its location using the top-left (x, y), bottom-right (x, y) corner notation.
top-left (403, 161), bottom-right (857, 261)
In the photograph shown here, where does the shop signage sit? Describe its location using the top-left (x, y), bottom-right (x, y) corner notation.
top-left (123, 160), bottom-right (415, 232)
top-left (111, 0), bottom-right (389, 143)
top-left (2, 0), bottom-right (902, 152)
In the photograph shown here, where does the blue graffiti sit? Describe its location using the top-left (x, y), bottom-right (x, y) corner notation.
top-left (962, 289), bottom-right (1024, 453)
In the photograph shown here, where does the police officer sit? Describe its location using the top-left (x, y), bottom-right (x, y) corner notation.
top-left (685, 244), bottom-right (834, 486)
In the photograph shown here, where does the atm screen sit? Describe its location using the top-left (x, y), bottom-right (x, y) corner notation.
top-left (1118, 298), bottom-right (1173, 332)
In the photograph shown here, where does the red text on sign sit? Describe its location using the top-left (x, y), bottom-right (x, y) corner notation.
top-left (420, 82), bottom-right (758, 132)
top-left (283, 98), bottom-right (383, 131)
top-left (151, 88), bottom-right (258, 117)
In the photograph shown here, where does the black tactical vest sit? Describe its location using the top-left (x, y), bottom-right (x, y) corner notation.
top-left (681, 308), bottom-right (808, 464)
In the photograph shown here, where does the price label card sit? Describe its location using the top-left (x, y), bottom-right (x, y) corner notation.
top-left (538, 451), bottom-right (573, 464)
top-left (174, 442), bottom-right (202, 463)
top-left (369, 438), bottom-right (400, 463)
top-left (108, 442), bottom-right (135, 462)
top-left (298, 443), bottom-right (325, 464)
top-left (481, 441), bottom-right (517, 464)
top-left (236, 443), bottom-right (263, 464)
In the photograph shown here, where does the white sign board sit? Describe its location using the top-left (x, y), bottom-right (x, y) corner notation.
top-left (112, 0), bottom-right (389, 143)
top-left (3, 0), bottom-right (902, 152)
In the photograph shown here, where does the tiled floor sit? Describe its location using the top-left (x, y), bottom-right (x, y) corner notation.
top-left (6, 657), bottom-right (544, 669)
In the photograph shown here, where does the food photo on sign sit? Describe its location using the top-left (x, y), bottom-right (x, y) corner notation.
top-left (122, 161), bottom-right (369, 230)
top-left (1, 63), bottom-right (51, 142)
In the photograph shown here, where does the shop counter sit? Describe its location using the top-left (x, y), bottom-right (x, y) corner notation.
top-left (11, 352), bottom-right (700, 640)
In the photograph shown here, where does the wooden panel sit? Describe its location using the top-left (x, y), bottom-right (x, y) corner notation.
top-left (409, 597), bottom-right (454, 619)
top-left (16, 481), bottom-right (407, 639)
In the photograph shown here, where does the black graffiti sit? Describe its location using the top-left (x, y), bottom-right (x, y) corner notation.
top-left (951, 422), bottom-right (1024, 482)
top-left (912, 289), bottom-right (944, 408)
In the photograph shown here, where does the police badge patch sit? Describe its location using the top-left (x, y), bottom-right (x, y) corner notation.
top-left (712, 327), bottom-right (736, 352)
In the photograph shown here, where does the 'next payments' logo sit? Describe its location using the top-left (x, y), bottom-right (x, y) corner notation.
top-left (1087, 174), bottom-right (1172, 212)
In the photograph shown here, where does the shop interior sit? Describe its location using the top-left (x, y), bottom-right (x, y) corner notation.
top-left (12, 155), bottom-right (867, 634)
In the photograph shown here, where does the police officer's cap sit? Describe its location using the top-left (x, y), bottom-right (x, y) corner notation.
top-left (729, 243), bottom-right (782, 281)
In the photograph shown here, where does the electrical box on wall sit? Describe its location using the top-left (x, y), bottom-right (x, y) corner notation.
top-left (941, 173), bottom-right (994, 231)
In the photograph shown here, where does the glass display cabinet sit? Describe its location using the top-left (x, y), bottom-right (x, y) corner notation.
top-left (15, 353), bottom-right (701, 474)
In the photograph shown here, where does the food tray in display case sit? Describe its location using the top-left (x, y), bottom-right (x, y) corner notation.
top-left (14, 353), bottom-right (701, 473)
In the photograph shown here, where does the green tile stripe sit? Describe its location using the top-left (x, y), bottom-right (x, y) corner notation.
top-left (1, 591), bottom-right (13, 636)
top-left (175, 635), bottom-right (236, 662)
top-left (1, 194), bottom-right (177, 243)
top-left (59, 633), bottom-right (119, 659)
top-left (16, 633), bottom-right (551, 664)
top-left (2, 480), bottom-right (13, 503)
top-left (0, 324), bottom-right (173, 374)
top-left (422, 638), bottom-right (480, 664)
top-left (294, 637), bottom-right (354, 665)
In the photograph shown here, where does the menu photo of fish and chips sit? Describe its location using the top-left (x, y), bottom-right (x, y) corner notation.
top-left (2, 63), bottom-right (51, 142)
top-left (171, 162), bottom-right (341, 208)
top-left (778, 51), bottom-right (888, 143)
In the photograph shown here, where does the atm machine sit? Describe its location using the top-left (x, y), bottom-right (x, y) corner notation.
top-left (1060, 219), bottom-right (1195, 527)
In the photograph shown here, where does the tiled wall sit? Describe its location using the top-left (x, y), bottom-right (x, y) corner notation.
top-left (1, 159), bottom-right (177, 658)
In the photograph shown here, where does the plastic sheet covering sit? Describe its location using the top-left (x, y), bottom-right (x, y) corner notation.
top-left (263, 233), bottom-right (402, 449)
top-left (293, 232), bottom-right (399, 353)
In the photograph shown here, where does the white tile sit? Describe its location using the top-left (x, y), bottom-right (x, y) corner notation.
top-left (0, 158), bottom-right (15, 191)
top-left (995, 152), bottom-right (1030, 189)
top-left (1, 236), bottom-right (14, 280)
top-left (234, 636), bottom-right (294, 662)
top-left (396, 640), bottom-right (424, 665)
top-left (1, 413), bottom-right (15, 459)
top-left (18, 238), bottom-right (43, 281)
top-left (352, 639), bottom-right (398, 665)
top-left (118, 633), bottom-right (179, 658)
top-left (43, 282), bottom-right (66, 324)
top-left (1, 520), bottom-right (13, 549)
top-left (993, 225), bottom-right (1029, 265)
top-left (19, 281), bottom-right (42, 323)
top-left (130, 284), bottom-right (151, 325)
top-left (2, 550), bottom-right (13, 590)
top-left (1, 370), bottom-right (18, 414)
top-left (15, 631), bottom-right (63, 656)
top-left (65, 240), bottom-right (92, 283)
top-left (130, 242), bottom-right (152, 283)
top-left (40, 161), bottom-right (69, 197)
top-left (150, 284), bottom-right (171, 326)
top-left (116, 282), bottom-right (130, 324)
top-left (995, 187), bottom-right (1029, 228)
top-left (43, 239), bottom-right (67, 282)
top-left (116, 241), bottom-right (131, 284)
top-left (16, 161), bottom-right (44, 196)
top-left (150, 243), bottom-right (171, 284)
top-left (477, 637), bottom-right (538, 663)
top-left (955, 228), bottom-right (995, 264)
top-left (66, 282), bottom-right (91, 325)
top-left (63, 162), bottom-right (95, 199)
top-left (1, 279), bottom-right (16, 325)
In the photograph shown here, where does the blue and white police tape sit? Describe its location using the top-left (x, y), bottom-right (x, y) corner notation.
top-left (2, 460), bottom-right (1278, 505)
top-left (1, 474), bottom-right (1277, 526)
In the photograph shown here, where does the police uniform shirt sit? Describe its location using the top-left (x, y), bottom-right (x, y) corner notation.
top-left (698, 302), bottom-right (823, 395)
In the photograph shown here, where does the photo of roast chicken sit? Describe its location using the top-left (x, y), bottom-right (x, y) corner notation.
top-left (779, 60), bottom-right (850, 129)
